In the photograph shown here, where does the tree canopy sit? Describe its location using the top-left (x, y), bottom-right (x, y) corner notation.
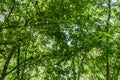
top-left (0, 0), bottom-right (120, 80)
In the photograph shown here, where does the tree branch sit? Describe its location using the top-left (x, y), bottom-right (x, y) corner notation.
top-left (0, 46), bottom-right (16, 80)
top-left (6, 57), bottom-right (34, 75)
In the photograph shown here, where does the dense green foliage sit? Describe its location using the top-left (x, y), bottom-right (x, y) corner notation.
top-left (0, 0), bottom-right (120, 80)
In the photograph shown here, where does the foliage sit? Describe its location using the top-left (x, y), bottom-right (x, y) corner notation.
top-left (0, 0), bottom-right (120, 80)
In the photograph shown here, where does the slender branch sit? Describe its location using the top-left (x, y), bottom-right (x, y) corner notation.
top-left (20, 49), bottom-right (27, 80)
top-left (106, 0), bottom-right (111, 80)
top-left (6, 57), bottom-right (34, 75)
top-left (77, 57), bottom-right (84, 80)
top-left (72, 54), bottom-right (76, 80)
top-left (17, 44), bottom-right (20, 80)
top-left (107, 0), bottom-right (111, 21)
top-left (0, 46), bottom-right (16, 80)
